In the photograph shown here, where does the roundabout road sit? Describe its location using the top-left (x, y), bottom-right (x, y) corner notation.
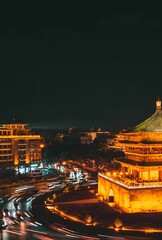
top-left (31, 185), bottom-right (157, 240)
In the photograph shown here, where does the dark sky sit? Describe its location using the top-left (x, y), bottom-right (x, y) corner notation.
top-left (1, 2), bottom-right (162, 130)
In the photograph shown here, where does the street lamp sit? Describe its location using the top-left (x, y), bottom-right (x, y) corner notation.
top-left (29, 148), bottom-right (35, 172)
top-left (40, 143), bottom-right (44, 148)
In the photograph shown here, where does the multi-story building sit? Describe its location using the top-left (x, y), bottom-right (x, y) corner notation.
top-left (0, 120), bottom-right (43, 174)
top-left (98, 99), bottom-right (162, 213)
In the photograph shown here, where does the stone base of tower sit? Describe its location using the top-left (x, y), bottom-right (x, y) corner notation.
top-left (98, 174), bottom-right (162, 213)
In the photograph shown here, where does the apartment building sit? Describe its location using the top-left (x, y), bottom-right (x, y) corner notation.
top-left (0, 120), bottom-right (42, 174)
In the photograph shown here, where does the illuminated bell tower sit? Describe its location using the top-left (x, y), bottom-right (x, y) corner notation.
top-left (98, 98), bottom-right (162, 213)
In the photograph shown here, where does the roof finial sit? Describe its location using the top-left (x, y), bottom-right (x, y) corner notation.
top-left (156, 97), bottom-right (161, 113)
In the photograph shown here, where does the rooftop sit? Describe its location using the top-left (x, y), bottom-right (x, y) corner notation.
top-left (123, 99), bottom-right (162, 133)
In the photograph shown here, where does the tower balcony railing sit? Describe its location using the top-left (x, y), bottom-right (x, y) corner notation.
top-left (98, 171), bottom-right (162, 189)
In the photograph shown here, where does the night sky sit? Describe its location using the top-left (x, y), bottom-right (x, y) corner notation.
top-left (1, 2), bottom-right (162, 131)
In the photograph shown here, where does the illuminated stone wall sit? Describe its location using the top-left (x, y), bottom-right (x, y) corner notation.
top-left (98, 175), bottom-right (162, 213)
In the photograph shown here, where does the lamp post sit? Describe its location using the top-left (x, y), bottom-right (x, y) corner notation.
top-left (29, 148), bottom-right (34, 172)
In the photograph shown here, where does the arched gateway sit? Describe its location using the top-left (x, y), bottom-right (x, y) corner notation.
top-left (108, 188), bottom-right (114, 202)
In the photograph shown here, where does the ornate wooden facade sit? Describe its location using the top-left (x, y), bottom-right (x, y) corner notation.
top-left (98, 99), bottom-right (162, 212)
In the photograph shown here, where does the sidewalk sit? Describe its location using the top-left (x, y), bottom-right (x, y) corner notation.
top-left (54, 198), bottom-right (98, 205)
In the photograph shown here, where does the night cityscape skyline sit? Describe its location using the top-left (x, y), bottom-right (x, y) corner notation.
top-left (2, 3), bottom-right (162, 239)
top-left (1, 2), bottom-right (162, 131)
